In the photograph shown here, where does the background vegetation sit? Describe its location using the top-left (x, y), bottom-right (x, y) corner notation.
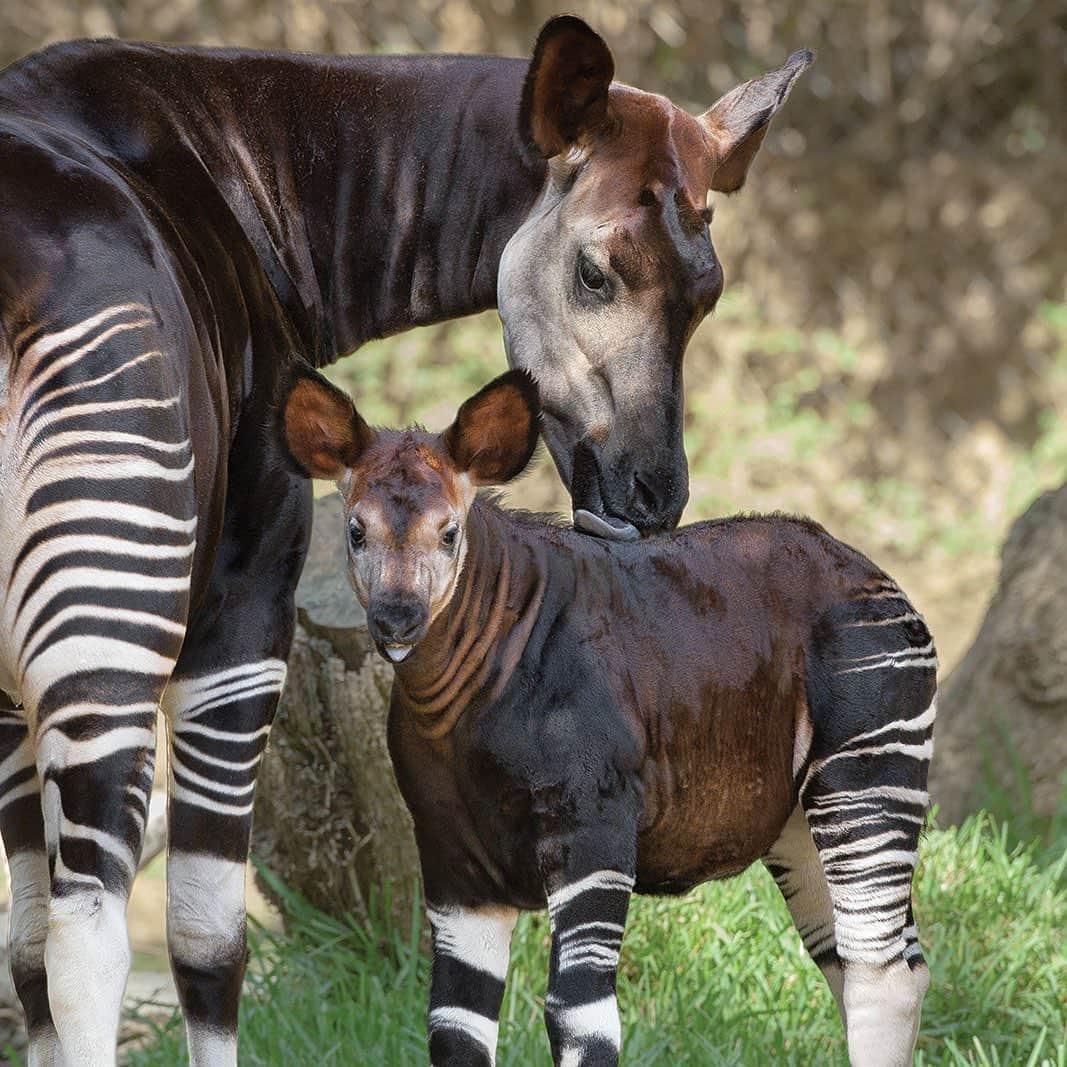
top-left (125, 814), bottom-right (1066, 1067)
top-left (1, 1), bottom-right (1065, 1064)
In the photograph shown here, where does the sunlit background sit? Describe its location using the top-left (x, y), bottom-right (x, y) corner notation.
top-left (4, 1), bottom-right (1065, 670)
top-left (1, 3), bottom-right (1065, 1062)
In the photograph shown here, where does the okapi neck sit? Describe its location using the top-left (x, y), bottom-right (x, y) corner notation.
top-left (291, 56), bottom-right (547, 360)
top-left (391, 501), bottom-right (548, 738)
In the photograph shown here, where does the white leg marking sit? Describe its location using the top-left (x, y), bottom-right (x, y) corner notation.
top-left (427, 904), bottom-right (517, 981)
top-left (45, 888), bottom-right (129, 1066)
top-left (428, 1006), bottom-right (500, 1059)
top-left (186, 1027), bottom-right (237, 1067)
top-left (547, 870), bottom-right (635, 916)
top-left (167, 853), bottom-right (247, 967)
top-left (553, 994), bottom-right (622, 1063)
top-left (843, 959), bottom-right (928, 1067)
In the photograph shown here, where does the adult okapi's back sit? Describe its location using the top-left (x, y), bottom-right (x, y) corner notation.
top-left (0, 17), bottom-right (810, 1063)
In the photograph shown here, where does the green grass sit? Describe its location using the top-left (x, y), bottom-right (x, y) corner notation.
top-left (124, 812), bottom-right (1066, 1067)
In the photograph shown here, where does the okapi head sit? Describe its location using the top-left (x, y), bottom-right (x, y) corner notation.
top-left (502, 16), bottom-right (812, 539)
top-left (283, 366), bottom-right (539, 662)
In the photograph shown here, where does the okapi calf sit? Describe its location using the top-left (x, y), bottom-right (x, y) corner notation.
top-left (283, 367), bottom-right (937, 1067)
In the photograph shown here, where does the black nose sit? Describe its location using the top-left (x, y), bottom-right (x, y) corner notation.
top-left (368, 599), bottom-right (428, 645)
top-left (626, 468), bottom-right (688, 531)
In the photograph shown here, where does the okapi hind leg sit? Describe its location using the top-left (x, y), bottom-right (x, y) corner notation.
top-left (801, 582), bottom-right (937, 1067)
top-left (762, 804), bottom-right (846, 1021)
top-left (0, 699), bottom-right (59, 1066)
top-left (160, 450), bottom-right (310, 1066)
top-left (163, 655), bottom-right (288, 1067)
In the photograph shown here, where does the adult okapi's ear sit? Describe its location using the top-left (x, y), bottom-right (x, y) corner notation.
top-left (520, 15), bottom-right (615, 158)
top-left (442, 369), bottom-right (541, 486)
top-left (282, 363), bottom-right (374, 480)
top-left (701, 49), bottom-right (814, 194)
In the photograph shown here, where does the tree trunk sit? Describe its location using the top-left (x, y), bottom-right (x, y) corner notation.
top-left (251, 494), bottom-right (421, 925)
top-left (930, 482), bottom-right (1067, 824)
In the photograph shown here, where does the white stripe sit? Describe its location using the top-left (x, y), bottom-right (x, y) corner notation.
top-left (836, 655), bottom-right (938, 676)
top-left (559, 920), bottom-right (625, 942)
top-left (38, 701), bottom-right (159, 732)
top-left (554, 994), bottom-right (621, 1049)
top-left (22, 348), bottom-right (162, 431)
top-left (58, 820), bottom-right (136, 880)
top-left (839, 641), bottom-right (936, 664)
top-left (171, 735), bottom-right (264, 772)
top-left (12, 571), bottom-right (189, 650)
top-left (170, 753), bottom-right (255, 798)
top-left (843, 701), bottom-right (937, 748)
top-left (428, 1007), bottom-right (498, 1059)
top-left (19, 307), bottom-right (150, 375)
top-left (19, 601), bottom-right (187, 671)
top-left (547, 870), bottom-right (635, 915)
top-left (807, 786), bottom-right (930, 809)
top-left (171, 722), bottom-right (273, 744)
top-left (0, 775), bottom-right (39, 814)
top-left (27, 452), bottom-right (195, 484)
top-left (36, 727), bottom-right (155, 770)
top-left (168, 781), bottom-right (255, 817)
top-left (843, 612), bottom-right (922, 628)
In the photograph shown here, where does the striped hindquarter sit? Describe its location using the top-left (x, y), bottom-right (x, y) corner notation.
top-left (767, 581), bottom-right (937, 1067)
top-left (0, 303), bottom-right (195, 1065)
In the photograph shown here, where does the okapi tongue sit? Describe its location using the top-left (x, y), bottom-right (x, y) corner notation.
top-left (573, 509), bottom-right (641, 542)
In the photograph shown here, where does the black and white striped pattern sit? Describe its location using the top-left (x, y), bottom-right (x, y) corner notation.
top-left (543, 871), bottom-right (633, 1067)
top-left (427, 903), bottom-right (518, 1066)
top-left (783, 583), bottom-right (937, 1066)
top-left (1, 304), bottom-right (196, 1063)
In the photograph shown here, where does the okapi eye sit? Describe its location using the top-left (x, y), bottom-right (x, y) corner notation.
top-left (578, 255), bottom-right (606, 292)
top-left (349, 521), bottom-right (366, 550)
top-left (441, 525), bottom-right (459, 552)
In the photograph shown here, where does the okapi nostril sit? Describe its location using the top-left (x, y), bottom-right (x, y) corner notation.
top-left (632, 474), bottom-right (660, 515)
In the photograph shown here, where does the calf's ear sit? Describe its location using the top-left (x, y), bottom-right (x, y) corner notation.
top-left (701, 48), bottom-right (813, 193)
top-left (442, 369), bottom-right (541, 486)
top-left (282, 364), bottom-right (374, 480)
top-left (520, 15), bottom-right (615, 158)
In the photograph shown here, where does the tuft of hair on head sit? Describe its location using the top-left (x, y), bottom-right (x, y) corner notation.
top-left (441, 369), bottom-right (542, 486)
top-left (280, 359), bottom-right (375, 480)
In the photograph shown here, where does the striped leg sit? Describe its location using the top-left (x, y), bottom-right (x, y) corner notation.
top-left (0, 701), bottom-right (58, 1065)
top-left (542, 869), bottom-right (633, 1067)
top-left (0, 299), bottom-right (196, 1062)
top-left (763, 803), bottom-right (846, 1020)
top-left (801, 585), bottom-right (938, 1066)
top-left (163, 658), bottom-right (287, 1067)
top-left (34, 679), bottom-right (163, 1066)
top-left (426, 903), bottom-right (518, 1066)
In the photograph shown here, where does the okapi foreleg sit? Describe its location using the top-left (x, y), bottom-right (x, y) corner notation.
top-left (535, 784), bottom-right (638, 1067)
top-left (426, 903), bottom-right (518, 1066)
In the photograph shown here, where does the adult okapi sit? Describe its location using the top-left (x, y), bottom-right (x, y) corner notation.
top-left (0, 15), bottom-right (810, 1065)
